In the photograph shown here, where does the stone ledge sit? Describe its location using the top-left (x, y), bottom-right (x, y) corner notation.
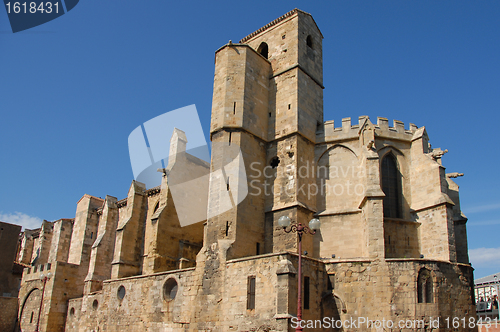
top-left (273, 313), bottom-right (294, 320)
top-left (383, 218), bottom-right (421, 225)
top-left (103, 267), bottom-right (196, 283)
top-left (316, 208), bottom-right (362, 217)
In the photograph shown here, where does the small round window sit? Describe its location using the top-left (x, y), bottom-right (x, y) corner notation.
top-left (92, 299), bottom-right (98, 310)
top-left (117, 285), bottom-right (126, 300)
top-left (163, 278), bottom-right (178, 301)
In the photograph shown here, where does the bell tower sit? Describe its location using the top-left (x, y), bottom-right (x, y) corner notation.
top-left (241, 8), bottom-right (323, 143)
top-left (207, 9), bottom-right (324, 259)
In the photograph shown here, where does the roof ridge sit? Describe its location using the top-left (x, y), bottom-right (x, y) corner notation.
top-left (475, 271), bottom-right (500, 284)
top-left (239, 8), bottom-right (306, 43)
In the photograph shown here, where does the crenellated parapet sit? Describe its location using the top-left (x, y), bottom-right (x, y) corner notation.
top-left (318, 116), bottom-right (418, 143)
top-left (22, 262), bottom-right (54, 282)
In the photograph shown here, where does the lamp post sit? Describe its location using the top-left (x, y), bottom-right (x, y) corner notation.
top-left (278, 216), bottom-right (320, 332)
top-left (35, 271), bottom-right (52, 332)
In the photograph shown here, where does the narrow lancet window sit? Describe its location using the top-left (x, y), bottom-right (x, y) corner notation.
top-left (417, 269), bottom-right (433, 303)
top-left (381, 153), bottom-right (402, 218)
top-left (247, 276), bottom-right (256, 309)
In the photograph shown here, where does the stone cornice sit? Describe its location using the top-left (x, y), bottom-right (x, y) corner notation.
top-left (116, 199), bottom-right (127, 208)
top-left (271, 63), bottom-right (324, 89)
top-left (146, 186), bottom-right (161, 196)
top-left (115, 185), bottom-right (161, 209)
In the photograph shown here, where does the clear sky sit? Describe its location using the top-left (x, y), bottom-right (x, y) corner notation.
top-left (1, 1), bottom-right (499, 279)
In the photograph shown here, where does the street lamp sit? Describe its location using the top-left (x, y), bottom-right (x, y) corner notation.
top-left (278, 216), bottom-right (320, 332)
top-left (35, 271), bottom-right (53, 332)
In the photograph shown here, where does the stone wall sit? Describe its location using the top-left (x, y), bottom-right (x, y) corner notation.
top-left (318, 212), bottom-right (366, 259)
top-left (383, 219), bottom-right (420, 258)
top-left (18, 228), bottom-right (37, 265)
top-left (326, 259), bottom-right (476, 331)
top-left (63, 254), bottom-right (476, 332)
top-left (66, 267), bottom-right (197, 331)
top-left (65, 253), bottom-right (329, 332)
top-left (47, 219), bottom-right (74, 264)
top-left (0, 296), bottom-right (19, 332)
top-left (85, 196), bottom-right (118, 294)
top-left (112, 181), bottom-right (146, 278)
top-left (228, 131), bottom-right (268, 259)
top-left (68, 195), bottom-right (103, 266)
top-left (34, 221), bottom-right (54, 265)
top-left (19, 261), bottom-right (83, 332)
top-left (143, 181), bottom-right (204, 273)
top-left (0, 221), bottom-right (22, 296)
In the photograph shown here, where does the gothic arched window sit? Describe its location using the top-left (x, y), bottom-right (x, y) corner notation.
top-left (381, 153), bottom-right (402, 218)
top-left (417, 269), bottom-right (433, 303)
top-left (257, 42), bottom-right (268, 59)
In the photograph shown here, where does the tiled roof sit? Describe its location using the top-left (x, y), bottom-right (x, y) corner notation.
top-left (475, 272), bottom-right (500, 285)
top-left (239, 9), bottom-right (323, 43)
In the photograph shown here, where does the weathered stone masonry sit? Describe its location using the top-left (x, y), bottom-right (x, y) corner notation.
top-left (16, 9), bottom-right (476, 332)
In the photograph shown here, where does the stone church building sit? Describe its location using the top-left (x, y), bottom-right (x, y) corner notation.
top-left (16, 9), bottom-right (476, 332)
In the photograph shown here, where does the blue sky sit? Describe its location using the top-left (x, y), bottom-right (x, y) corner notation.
top-left (1, 1), bottom-right (499, 279)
